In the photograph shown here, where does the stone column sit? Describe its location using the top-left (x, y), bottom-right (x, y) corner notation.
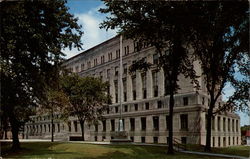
top-left (136, 71), bottom-right (142, 99)
top-left (127, 75), bottom-right (133, 101)
top-left (146, 70), bottom-right (153, 98)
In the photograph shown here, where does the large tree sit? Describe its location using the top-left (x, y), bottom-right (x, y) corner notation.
top-left (189, 1), bottom-right (249, 151)
top-left (100, 1), bottom-right (198, 154)
top-left (61, 74), bottom-right (110, 141)
top-left (1, 0), bottom-right (82, 149)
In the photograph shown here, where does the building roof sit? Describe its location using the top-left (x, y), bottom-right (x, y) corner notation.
top-left (245, 130), bottom-right (250, 137)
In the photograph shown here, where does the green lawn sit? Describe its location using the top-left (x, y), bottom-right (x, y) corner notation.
top-left (185, 144), bottom-right (250, 157)
top-left (1, 142), bottom-right (227, 159)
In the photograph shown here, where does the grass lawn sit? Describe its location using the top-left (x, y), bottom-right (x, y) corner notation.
top-left (185, 144), bottom-right (250, 157)
top-left (1, 142), bottom-right (227, 159)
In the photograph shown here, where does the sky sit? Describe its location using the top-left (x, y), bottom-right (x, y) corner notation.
top-left (64, 0), bottom-right (249, 126)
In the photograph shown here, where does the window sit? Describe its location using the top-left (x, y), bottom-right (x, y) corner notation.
top-left (57, 124), bottom-right (60, 132)
top-left (115, 66), bottom-right (119, 76)
top-left (44, 125), bottom-right (46, 132)
top-left (232, 119), bottom-right (235, 132)
top-left (102, 120), bottom-right (106, 132)
top-left (124, 105), bottom-right (128, 112)
top-left (87, 61), bottom-right (91, 68)
top-left (181, 137), bottom-right (187, 144)
top-left (130, 118), bottom-right (135, 131)
top-left (153, 54), bottom-right (159, 64)
top-left (107, 69), bottom-right (111, 78)
top-left (217, 117), bottom-right (221, 131)
top-left (132, 76), bottom-right (136, 100)
top-left (141, 117), bottom-right (146, 131)
top-left (141, 73), bottom-right (147, 99)
top-left (228, 118), bottom-right (230, 131)
top-left (218, 137), bottom-right (221, 147)
top-left (153, 137), bottom-right (158, 143)
top-left (202, 97), bottom-right (205, 105)
top-left (111, 119), bottom-right (115, 131)
top-left (95, 124), bottom-right (98, 132)
top-left (123, 78), bottom-right (127, 102)
top-left (223, 118), bottom-right (226, 131)
top-left (74, 121), bottom-right (78, 132)
top-left (123, 64), bottom-right (127, 74)
top-left (228, 137), bottom-right (230, 146)
top-left (153, 116), bottom-right (159, 131)
top-left (108, 52), bottom-right (112, 61)
top-left (212, 116), bottom-right (215, 130)
top-left (114, 80), bottom-right (118, 103)
top-left (101, 55), bottom-right (105, 64)
top-left (152, 71), bottom-right (158, 97)
top-left (130, 137), bottom-right (134, 142)
top-left (141, 137), bottom-right (145, 143)
top-left (157, 101), bottom-right (162, 109)
top-left (94, 58), bottom-right (98, 66)
top-left (116, 49), bottom-right (120, 59)
top-left (68, 122), bottom-right (71, 132)
top-left (145, 102), bottom-right (149, 110)
top-left (183, 97), bottom-right (188, 106)
top-left (134, 104), bottom-right (138, 111)
top-left (213, 137), bottom-right (215, 147)
top-left (115, 107), bottom-right (118, 113)
top-left (180, 114), bottom-right (188, 130)
top-left (81, 63), bottom-right (84, 71)
top-left (124, 45), bottom-right (129, 55)
top-left (236, 120), bottom-right (238, 132)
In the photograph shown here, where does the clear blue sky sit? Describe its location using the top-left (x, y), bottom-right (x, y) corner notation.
top-left (65, 0), bottom-right (249, 126)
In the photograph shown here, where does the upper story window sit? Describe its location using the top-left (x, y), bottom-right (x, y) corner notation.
top-left (87, 61), bottom-right (91, 69)
top-left (134, 41), bottom-right (141, 52)
top-left (108, 52), bottom-right (112, 61)
top-left (153, 54), bottom-right (159, 64)
top-left (94, 58), bottom-right (98, 66)
top-left (101, 55), bottom-right (105, 64)
top-left (115, 66), bottom-right (119, 76)
top-left (183, 97), bottom-right (189, 106)
top-left (123, 63), bottom-right (127, 74)
top-left (107, 69), bottom-right (111, 78)
top-left (124, 45), bottom-right (129, 55)
top-left (116, 49), bottom-right (120, 59)
top-left (81, 63), bottom-right (84, 71)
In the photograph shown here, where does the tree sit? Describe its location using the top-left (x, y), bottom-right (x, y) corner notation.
top-left (100, 1), bottom-right (198, 154)
top-left (189, 1), bottom-right (249, 151)
top-left (1, 0), bottom-right (82, 149)
top-left (38, 88), bottom-right (70, 142)
top-left (61, 74), bottom-right (110, 141)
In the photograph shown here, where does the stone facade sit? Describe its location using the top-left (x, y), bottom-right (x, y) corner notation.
top-left (24, 36), bottom-right (241, 147)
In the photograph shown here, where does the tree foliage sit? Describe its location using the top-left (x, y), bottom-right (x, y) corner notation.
top-left (100, 1), bottom-right (198, 154)
top-left (61, 74), bottom-right (110, 141)
top-left (188, 1), bottom-right (249, 151)
top-left (0, 0), bottom-right (82, 149)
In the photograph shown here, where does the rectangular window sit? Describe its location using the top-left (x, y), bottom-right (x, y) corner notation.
top-left (142, 73), bottom-right (147, 99)
top-left (111, 119), bottom-right (115, 131)
top-left (212, 116), bottom-right (215, 130)
top-left (183, 97), bottom-right (188, 106)
top-left (107, 69), bottom-right (110, 78)
top-left (232, 119), bottom-right (235, 132)
top-left (236, 120), bottom-right (238, 132)
top-left (101, 55), bottom-right (105, 64)
top-left (157, 101), bottom-right (162, 109)
top-left (81, 63), bottom-right (84, 71)
top-left (145, 102), bottom-right (149, 110)
top-left (217, 117), bottom-right (221, 131)
top-left (181, 137), bottom-right (187, 144)
top-left (115, 107), bottom-right (118, 113)
top-left (103, 120), bottom-right (106, 132)
top-left (108, 52), bottom-right (112, 61)
top-left (123, 78), bottom-right (127, 102)
top-left (116, 49), bottom-right (120, 59)
top-left (114, 80), bottom-right (118, 103)
top-left (218, 137), bottom-right (221, 147)
top-left (68, 122), bottom-right (71, 132)
top-left (141, 117), bottom-right (146, 131)
top-left (153, 54), bottom-right (159, 64)
top-left (75, 66), bottom-right (79, 72)
top-left (180, 114), bottom-right (188, 130)
top-left (141, 137), bottom-right (145, 143)
top-left (134, 104), bottom-right (138, 111)
top-left (153, 116), bottom-right (159, 131)
top-left (87, 61), bottom-right (91, 69)
top-left (130, 118), bottom-right (135, 131)
top-left (95, 124), bottom-right (98, 132)
top-left (124, 105), bottom-right (128, 112)
top-left (132, 76), bottom-right (136, 100)
top-left (153, 137), bottom-right (158, 143)
top-left (58, 124), bottom-right (60, 132)
top-left (223, 118), bottom-right (226, 131)
top-left (123, 64), bottom-right (127, 74)
top-left (152, 71), bottom-right (158, 97)
top-left (228, 118), bottom-right (230, 131)
top-left (115, 66), bottom-right (119, 76)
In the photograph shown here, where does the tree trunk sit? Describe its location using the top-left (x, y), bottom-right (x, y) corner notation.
top-left (205, 107), bottom-right (213, 152)
top-left (51, 111), bottom-right (54, 142)
top-left (80, 120), bottom-right (85, 141)
top-left (10, 118), bottom-right (20, 150)
top-left (167, 86), bottom-right (175, 154)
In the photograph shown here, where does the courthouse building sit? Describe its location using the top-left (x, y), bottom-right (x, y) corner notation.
top-left (24, 36), bottom-right (241, 147)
